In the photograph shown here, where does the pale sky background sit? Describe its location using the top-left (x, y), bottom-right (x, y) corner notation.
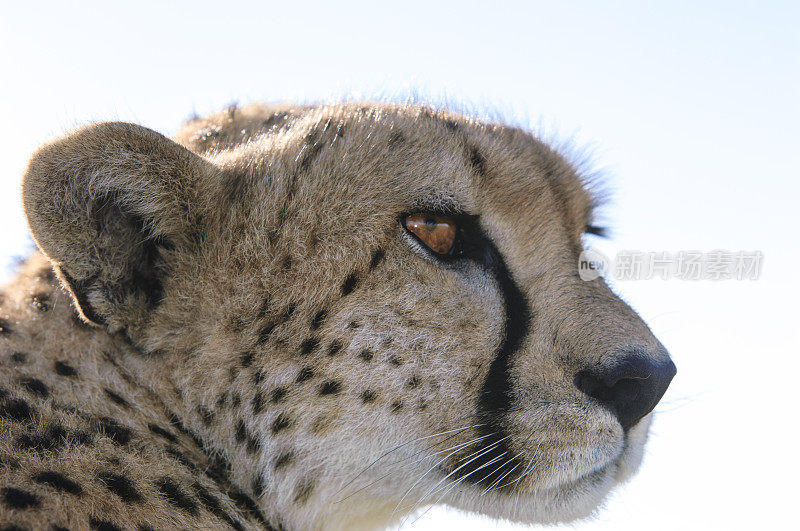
top-left (1, 1), bottom-right (798, 530)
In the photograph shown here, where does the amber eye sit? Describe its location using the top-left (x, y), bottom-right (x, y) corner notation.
top-left (404, 213), bottom-right (457, 255)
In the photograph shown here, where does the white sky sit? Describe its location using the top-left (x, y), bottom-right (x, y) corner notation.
top-left (1, 2), bottom-right (798, 529)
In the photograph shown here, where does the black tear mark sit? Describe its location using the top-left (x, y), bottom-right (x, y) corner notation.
top-left (319, 381), bottom-right (342, 396)
top-left (103, 388), bottom-right (129, 409)
top-left (310, 310), bottom-right (327, 330)
top-left (2, 487), bottom-right (41, 509)
top-left (148, 424), bottom-right (178, 444)
top-left (271, 413), bottom-right (292, 434)
top-left (96, 417), bottom-right (132, 445)
top-left (89, 518), bottom-right (122, 531)
top-left (300, 337), bottom-right (319, 355)
top-left (0, 398), bottom-right (33, 422)
top-left (18, 377), bottom-right (49, 398)
top-left (33, 471), bottom-right (83, 495)
top-left (157, 478), bottom-right (198, 514)
top-left (341, 273), bottom-right (358, 296)
top-left (98, 472), bottom-right (143, 503)
top-left (54, 361), bottom-right (78, 377)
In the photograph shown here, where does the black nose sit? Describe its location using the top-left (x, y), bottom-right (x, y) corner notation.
top-left (574, 351), bottom-right (676, 430)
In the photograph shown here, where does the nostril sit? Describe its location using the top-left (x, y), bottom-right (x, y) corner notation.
top-left (575, 352), bottom-right (676, 430)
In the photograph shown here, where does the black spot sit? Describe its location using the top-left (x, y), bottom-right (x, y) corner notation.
top-left (327, 341), bottom-right (342, 357)
top-left (246, 433), bottom-right (261, 454)
top-left (89, 518), bottom-right (122, 531)
top-left (347, 320), bottom-right (359, 329)
top-left (285, 303), bottom-right (297, 319)
top-left (15, 423), bottom-right (68, 453)
top-left (33, 471), bottom-right (83, 495)
top-left (165, 446), bottom-right (197, 472)
top-left (156, 478), bottom-right (198, 514)
top-left (388, 356), bottom-right (403, 366)
top-left (240, 351), bottom-right (254, 367)
top-left (300, 337), bottom-right (319, 355)
top-left (0, 524), bottom-right (26, 531)
top-left (0, 398), bottom-right (33, 422)
top-left (295, 367), bottom-right (314, 383)
top-left (388, 130), bottom-right (405, 146)
top-left (407, 376), bottom-right (421, 388)
top-left (53, 361), bottom-right (78, 377)
top-left (361, 390), bottom-right (376, 403)
top-left (222, 171), bottom-right (250, 204)
top-left (0, 317), bottom-right (12, 336)
top-left (468, 146), bottom-right (487, 176)
top-left (31, 294), bottom-right (49, 312)
top-left (252, 473), bottom-right (265, 497)
top-left (103, 388), bottom-right (129, 408)
top-left (198, 405), bottom-right (214, 426)
top-left (96, 417), bottom-right (132, 445)
top-left (270, 387), bottom-right (287, 403)
top-left (252, 392), bottom-right (265, 415)
top-left (2, 487), bottom-right (40, 509)
top-left (148, 424), bottom-right (178, 444)
top-left (193, 483), bottom-right (244, 531)
top-left (271, 413), bottom-right (291, 434)
top-left (98, 472), bottom-right (143, 503)
top-left (228, 489), bottom-right (269, 528)
top-left (235, 420), bottom-right (247, 443)
top-left (256, 322), bottom-right (275, 345)
top-left (274, 451), bottom-right (294, 470)
top-left (341, 273), bottom-right (358, 296)
top-left (231, 393), bottom-right (242, 408)
top-left (319, 380), bottom-right (342, 396)
top-left (391, 400), bottom-right (404, 413)
top-left (369, 248), bottom-right (385, 270)
top-left (358, 349), bottom-right (373, 362)
top-left (10, 351), bottom-right (26, 364)
top-left (252, 371), bottom-right (265, 385)
top-left (18, 377), bottom-right (49, 398)
top-left (444, 119), bottom-right (461, 132)
top-left (293, 479), bottom-right (314, 505)
top-left (310, 310), bottom-right (327, 330)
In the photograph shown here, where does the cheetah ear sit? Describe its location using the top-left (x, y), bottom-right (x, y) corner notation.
top-left (22, 122), bottom-right (215, 332)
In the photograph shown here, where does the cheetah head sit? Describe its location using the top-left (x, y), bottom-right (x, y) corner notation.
top-left (22, 103), bottom-right (675, 530)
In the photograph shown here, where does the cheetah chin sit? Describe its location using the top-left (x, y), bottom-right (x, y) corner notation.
top-left (1, 101), bottom-right (675, 530)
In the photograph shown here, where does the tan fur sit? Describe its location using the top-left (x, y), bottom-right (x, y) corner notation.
top-left (1, 102), bottom-right (673, 530)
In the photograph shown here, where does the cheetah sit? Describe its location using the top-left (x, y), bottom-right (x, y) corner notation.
top-left (0, 102), bottom-right (676, 530)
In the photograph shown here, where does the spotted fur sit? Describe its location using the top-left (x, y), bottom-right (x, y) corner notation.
top-left (1, 102), bottom-right (673, 530)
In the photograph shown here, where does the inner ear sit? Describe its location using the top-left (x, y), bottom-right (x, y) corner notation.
top-left (22, 121), bottom-right (215, 333)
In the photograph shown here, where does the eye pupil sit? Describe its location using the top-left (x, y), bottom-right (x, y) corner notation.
top-left (404, 213), bottom-right (457, 256)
